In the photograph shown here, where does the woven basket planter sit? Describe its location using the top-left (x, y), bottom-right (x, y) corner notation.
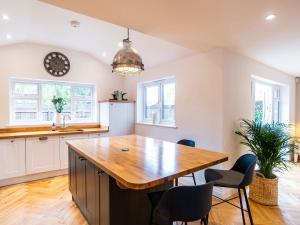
top-left (249, 172), bottom-right (278, 206)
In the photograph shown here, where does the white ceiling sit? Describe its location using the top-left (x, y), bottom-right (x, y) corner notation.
top-left (41, 0), bottom-right (300, 76)
top-left (0, 0), bottom-right (195, 69)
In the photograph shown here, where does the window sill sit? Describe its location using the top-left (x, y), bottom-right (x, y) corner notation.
top-left (136, 122), bottom-right (177, 129)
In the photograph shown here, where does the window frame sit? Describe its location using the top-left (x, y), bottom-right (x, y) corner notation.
top-left (141, 77), bottom-right (175, 125)
top-left (10, 78), bottom-right (96, 125)
top-left (251, 79), bottom-right (281, 124)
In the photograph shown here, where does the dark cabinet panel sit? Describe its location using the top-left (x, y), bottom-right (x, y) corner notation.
top-left (68, 149), bottom-right (76, 197)
top-left (85, 160), bottom-right (98, 225)
top-left (68, 147), bottom-right (171, 225)
top-left (75, 153), bottom-right (86, 213)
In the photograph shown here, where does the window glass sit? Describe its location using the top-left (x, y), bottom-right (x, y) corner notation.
top-left (14, 83), bottom-right (38, 96)
top-left (162, 83), bottom-right (175, 122)
top-left (14, 99), bottom-right (38, 121)
top-left (73, 86), bottom-right (92, 97)
top-left (74, 100), bottom-right (92, 120)
top-left (253, 81), bottom-right (280, 124)
top-left (145, 85), bottom-right (160, 119)
top-left (141, 78), bottom-right (175, 125)
top-left (10, 79), bottom-right (95, 124)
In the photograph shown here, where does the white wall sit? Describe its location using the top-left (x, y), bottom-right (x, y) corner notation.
top-left (222, 50), bottom-right (296, 167)
top-left (124, 49), bottom-right (224, 153)
top-left (124, 49), bottom-right (296, 170)
top-left (0, 43), bottom-right (123, 127)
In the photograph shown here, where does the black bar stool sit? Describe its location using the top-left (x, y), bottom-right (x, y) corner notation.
top-left (205, 154), bottom-right (257, 225)
top-left (176, 139), bottom-right (196, 186)
top-left (148, 182), bottom-right (213, 225)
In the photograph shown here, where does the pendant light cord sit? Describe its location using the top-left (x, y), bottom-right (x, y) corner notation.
top-left (127, 28), bottom-right (130, 41)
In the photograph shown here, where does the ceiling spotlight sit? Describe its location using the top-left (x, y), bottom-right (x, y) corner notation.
top-left (6, 34), bottom-right (11, 39)
top-left (2, 14), bottom-right (9, 21)
top-left (102, 52), bottom-right (107, 57)
top-left (70, 20), bottom-right (80, 28)
top-left (265, 14), bottom-right (276, 21)
top-left (118, 42), bottom-right (123, 47)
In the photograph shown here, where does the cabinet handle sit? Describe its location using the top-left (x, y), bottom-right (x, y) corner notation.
top-left (97, 170), bottom-right (104, 175)
top-left (79, 156), bottom-right (86, 161)
top-left (39, 136), bottom-right (48, 141)
top-left (10, 140), bottom-right (14, 143)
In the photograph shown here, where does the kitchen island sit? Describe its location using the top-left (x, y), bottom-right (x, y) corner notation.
top-left (66, 135), bottom-right (228, 225)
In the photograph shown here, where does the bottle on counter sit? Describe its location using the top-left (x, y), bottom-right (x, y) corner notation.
top-left (51, 122), bottom-right (56, 131)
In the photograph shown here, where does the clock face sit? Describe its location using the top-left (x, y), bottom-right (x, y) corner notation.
top-left (44, 52), bottom-right (70, 77)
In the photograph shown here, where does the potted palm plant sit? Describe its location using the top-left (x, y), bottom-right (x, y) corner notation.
top-left (235, 119), bottom-right (297, 206)
top-left (52, 96), bottom-right (66, 125)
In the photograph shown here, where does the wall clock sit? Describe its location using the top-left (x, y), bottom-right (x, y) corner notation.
top-left (44, 52), bottom-right (70, 77)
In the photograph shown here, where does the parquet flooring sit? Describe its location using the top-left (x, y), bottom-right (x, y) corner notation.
top-left (0, 165), bottom-right (299, 225)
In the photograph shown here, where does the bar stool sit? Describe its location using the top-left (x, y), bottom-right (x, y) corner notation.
top-left (148, 182), bottom-right (213, 225)
top-left (176, 139), bottom-right (196, 186)
top-left (205, 154), bottom-right (257, 225)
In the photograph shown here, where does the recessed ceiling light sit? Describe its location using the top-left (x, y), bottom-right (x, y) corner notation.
top-left (6, 34), bottom-right (11, 39)
top-left (265, 14), bottom-right (276, 21)
top-left (102, 52), bottom-right (107, 57)
top-left (70, 20), bottom-right (80, 28)
top-left (2, 14), bottom-right (9, 21)
top-left (118, 42), bottom-right (123, 47)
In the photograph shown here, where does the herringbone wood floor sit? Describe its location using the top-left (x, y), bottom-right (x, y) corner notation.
top-left (0, 165), bottom-right (299, 225)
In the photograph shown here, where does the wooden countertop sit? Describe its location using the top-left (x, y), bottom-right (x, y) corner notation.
top-left (0, 125), bottom-right (109, 139)
top-left (66, 135), bottom-right (228, 190)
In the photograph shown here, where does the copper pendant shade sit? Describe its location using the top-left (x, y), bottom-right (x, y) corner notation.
top-left (111, 28), bottom-right (144, 76)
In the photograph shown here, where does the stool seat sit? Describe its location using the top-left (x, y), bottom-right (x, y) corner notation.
top-left (205, 169), bottom-right (244, 188)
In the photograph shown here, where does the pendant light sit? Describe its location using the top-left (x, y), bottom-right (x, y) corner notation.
top-left (111, 28), bottom-right (144, 76)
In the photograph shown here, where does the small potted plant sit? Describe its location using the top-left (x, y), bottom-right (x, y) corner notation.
top-left (235, 119), bottom-right (297, 206)
top-left (52, 96), bottom-right (66, 125)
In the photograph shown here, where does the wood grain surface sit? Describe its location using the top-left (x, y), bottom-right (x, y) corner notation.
top-left (0, 124), bottom-right (108, 139)
top-left (67, 135), bottom-right (228, 190)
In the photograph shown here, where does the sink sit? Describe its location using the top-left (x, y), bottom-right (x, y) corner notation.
top-left (56, 129), bottom-right (85, 133)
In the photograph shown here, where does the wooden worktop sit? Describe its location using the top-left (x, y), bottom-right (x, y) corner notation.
top-left (66, 135), bottom-right (228, 190)
top-left (0, 124), bottom-right (109, 139)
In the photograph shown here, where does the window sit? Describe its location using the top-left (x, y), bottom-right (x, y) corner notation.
top-left (141, 78), bottom-right (175, 125)
top-left (252, 80), bottom-right (281, 124)
top-left (10, 78), bottom-right (96, 124)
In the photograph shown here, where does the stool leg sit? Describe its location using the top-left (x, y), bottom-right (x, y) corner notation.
top-left (192, 173), bottom-right (197, 185)
top-left (238, 188), bottom-right (246, 225)
top-left (243, 187), bottom-right (254, 225)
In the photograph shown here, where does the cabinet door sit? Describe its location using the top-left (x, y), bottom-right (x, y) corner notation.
top-left (26, 136), bottom-right (60, 174)
top-left (126, 103), bottom-right (135, 134)
top-left (85, 160), bottom-right (98, 224)
top-left (60, 134), bottom-right (89, 169)
top-left (68, 148), bottom-right (76, 196)
top-left (109, 103), bottom-right (128, 136)
top-left (0, 138), bottom-right (26, 180)
top-left (75, 153), bottom-right (86, 213)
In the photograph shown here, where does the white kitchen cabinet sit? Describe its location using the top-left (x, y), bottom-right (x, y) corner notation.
top-left (59, 134), bottom-right (89, 169)
top-left (0, 138), bottom-right (26, 180)
top-left (100, 102), bottom-right (135, 136)
top-left (26, 136), bottom-right (60, 174)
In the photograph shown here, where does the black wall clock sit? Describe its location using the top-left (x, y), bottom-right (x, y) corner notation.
top-left (44, 52), bottom-right (70, 77)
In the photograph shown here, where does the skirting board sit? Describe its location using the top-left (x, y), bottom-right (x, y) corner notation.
top-left (0, 169), bottom-right (68, 187)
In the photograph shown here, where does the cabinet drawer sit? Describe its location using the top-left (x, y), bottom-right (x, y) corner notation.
top-left (0, 138), bottom-right (26, 180)
top-left (26, 136), bottom-right (60, 174)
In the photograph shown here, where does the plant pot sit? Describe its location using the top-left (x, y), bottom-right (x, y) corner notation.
top-left (55, 112), bottom-right (62, 126)
top-left (249, 172), bottom-right (278, 206)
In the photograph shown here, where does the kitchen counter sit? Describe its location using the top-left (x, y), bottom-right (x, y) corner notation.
top-left (66, 135), bottom-right (228, 225)
top-left (0, 125), bottom-right (109, 139)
